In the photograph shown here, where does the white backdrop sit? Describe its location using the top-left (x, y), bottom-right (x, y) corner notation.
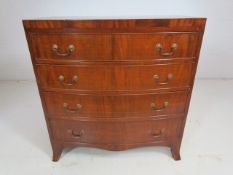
top-left (0, 0), bottom-right (233, 80)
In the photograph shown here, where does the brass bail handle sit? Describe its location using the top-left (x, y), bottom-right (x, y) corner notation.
top-left (52, 44), bottom-right (75, 57)
top-left (151, 128), bottom-right (165, 137)
top-left (153, 73), bottom-right (173, 85)
top-left (58, 75), bottom-right (78, 86)
top-left (155, 43), bottom-right (177, 57)
top-left (67, 129), bottom-right (84, 138)
top-left (63, 102), bottom-right (82, 112)
top-left (150, 101), bottom-right (169, 111)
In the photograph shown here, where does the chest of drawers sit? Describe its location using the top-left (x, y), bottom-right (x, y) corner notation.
top-left (23, 18), bottom-right (206, 161)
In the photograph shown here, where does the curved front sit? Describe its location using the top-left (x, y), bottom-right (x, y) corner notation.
top-left (50, 118), bottom-right (182, 147)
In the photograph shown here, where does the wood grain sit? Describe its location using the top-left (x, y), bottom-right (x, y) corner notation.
top-left (50, 118), bottom-right (182, 145)
top-left (30, 32), bottom-right (199, 62)
top-left (23, 18), bottom-right (206, 161)
top-left (113, 33), bottom-right (199, 60)
top-left (42, 91), bottom-right (189, 118)
top-left (36, 63), bottom-right (195, 91)
top-left (31, 34), bottom-right (112, 61)
top-left (23, 18), bottom-right (206, 32)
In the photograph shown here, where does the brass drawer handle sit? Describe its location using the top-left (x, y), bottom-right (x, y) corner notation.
top-left (155, 43), bottom-right (177, 57)
top-left (67, 129), bottom-right (84, 138)
top-left (58, 75), bottom-right (78, 86)
top-left (150, 102), bottom-right (168, 111)
top-left (63, 103), bottom-right (82, 112)
top-left (52, 44), bottom-right (75, 57)
top-left (151, 128), bottom-right (165, 137)
top-left (153, 73), bottom-right (173, 85)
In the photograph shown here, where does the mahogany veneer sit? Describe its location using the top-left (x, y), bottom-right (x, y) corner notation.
top-left (23, 18), bottom-right (206, 161)
top-left (36, 63), bottom-right (195, 91)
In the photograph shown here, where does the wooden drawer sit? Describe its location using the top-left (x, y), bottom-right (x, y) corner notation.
top-left (43, 91), bottom-right (189, 118)
top-left (50, 118), bottom-right (182, 144)
top-left (36, 63), bottom-right (195, 91)
top-left (30, 33), bottom-right (199, 62)
top-left (30, 34), bottom-right (112, 62)
top-left (114, 33), bottom-right (199, 60)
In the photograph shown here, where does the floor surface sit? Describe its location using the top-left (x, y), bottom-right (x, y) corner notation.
top-left (0, 80), bottom-right (232, 175)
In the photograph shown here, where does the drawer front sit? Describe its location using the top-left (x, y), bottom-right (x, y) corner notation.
top-left (43, 91), bottom-right (189, 118)
top-left (30, 34), bottom-right (112, 61)
top-left (36, 63), bottom-right (195, 91)
top-left (114, 33), bottom-right (199, 59)
top-left (30, 33), bottom-right (199, 62)
top-left (50, 118), bottom-right (182, 144)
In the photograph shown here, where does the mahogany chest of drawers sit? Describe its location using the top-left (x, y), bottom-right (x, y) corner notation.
top-left (23, 18), bottom-right (206, 161)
